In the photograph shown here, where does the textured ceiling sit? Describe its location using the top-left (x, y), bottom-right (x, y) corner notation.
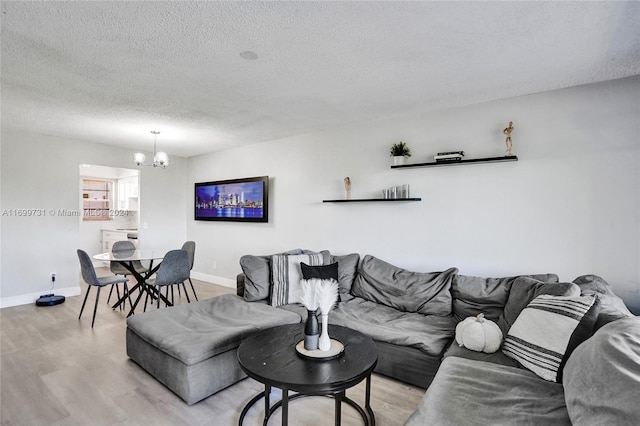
top-left (2, 1), bottom-right (639, 158)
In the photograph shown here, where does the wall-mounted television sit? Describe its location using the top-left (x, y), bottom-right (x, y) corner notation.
top-left (194, 176), bottom-right (269, 222)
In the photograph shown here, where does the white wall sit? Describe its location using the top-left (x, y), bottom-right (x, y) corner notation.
top-left (0, 132), bottom-right (188, 307)
top-left (187, 76), bottom-right (640, 313)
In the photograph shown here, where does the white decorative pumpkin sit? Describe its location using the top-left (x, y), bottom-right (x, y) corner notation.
top-left (455, 313), bottom-right (503, 353)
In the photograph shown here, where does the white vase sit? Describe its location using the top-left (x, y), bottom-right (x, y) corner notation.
top-left (319, 314), bottom-right (331, 351)
top-left (393, 156), bottom-right (406, 166)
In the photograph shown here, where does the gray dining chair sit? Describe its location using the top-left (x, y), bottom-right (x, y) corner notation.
top-left (145, 249), bottom-right (191, 309)
top-left (77, 249), bottom-right (129, 327)
top-left (181, 241), bottom-right (198, 301)
top-left (107, 240), bottom-right (148, 309)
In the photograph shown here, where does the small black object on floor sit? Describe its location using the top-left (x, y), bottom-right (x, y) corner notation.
top-left (37, 274), bottom-right (65, 306)
top-left (36, 293), bottom-right (65, 306)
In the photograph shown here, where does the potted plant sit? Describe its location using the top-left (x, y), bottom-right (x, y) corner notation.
top-left (390, 141), bottom-right (412, 165)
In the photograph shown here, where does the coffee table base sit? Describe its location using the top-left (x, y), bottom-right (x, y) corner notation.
top-left (239, 374), bottom-right (375, 426)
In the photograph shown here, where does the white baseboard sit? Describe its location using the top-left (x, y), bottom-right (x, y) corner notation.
top-left (0, 286), bottom-right (82, 309)
top-left (190, 271), bottom-right (236, 289)
top-left (1, 274), bottom-right (236, 308)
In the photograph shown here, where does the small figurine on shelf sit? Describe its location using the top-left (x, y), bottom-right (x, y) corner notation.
top-left (503, 121), bottom-right (514, 156)
top-left (344, 177), bottom-right (352, 200)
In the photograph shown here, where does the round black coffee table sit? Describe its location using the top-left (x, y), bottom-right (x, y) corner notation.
top-left (237, 323), bottom-right (377, 426)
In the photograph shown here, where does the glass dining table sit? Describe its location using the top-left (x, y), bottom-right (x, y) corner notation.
top-left (93, 248), bottom-right (171, 317)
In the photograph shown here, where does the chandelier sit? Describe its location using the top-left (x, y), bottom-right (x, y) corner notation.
top-left (134, 131), bottom-right (169, 168)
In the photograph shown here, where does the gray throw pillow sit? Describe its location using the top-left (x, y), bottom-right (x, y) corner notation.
top-left (351, 254), bottom-right (457, 316)
top-left (329, 253), bottom-right (360, 301)
top-left (239, 254), bottom-right (271, 302)
top-left (452, 273), bottom-right (559, 322)
top-left (573, 274), bottom-right (617, 295)
top-left (572, 274), bottom-right (634, 330)
top-left (497, 276), bottom-right (580, 336)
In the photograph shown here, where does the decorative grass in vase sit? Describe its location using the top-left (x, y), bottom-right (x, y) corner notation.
top-left (299, 279), bottom-right (319, 311)
top-left (316, 279), bottom-right (339, 351)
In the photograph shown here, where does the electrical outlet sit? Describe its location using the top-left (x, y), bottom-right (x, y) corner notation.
top-left (212, 261), bottom-right (217, 269)
top-left (51, 272), bottom-right (56, 281)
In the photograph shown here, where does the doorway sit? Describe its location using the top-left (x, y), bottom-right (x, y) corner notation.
top-left (78, 165), bottom-right (140, 261)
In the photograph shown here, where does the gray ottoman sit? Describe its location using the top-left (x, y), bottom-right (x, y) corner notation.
top-left (126, 294), bottom-right (301, 405)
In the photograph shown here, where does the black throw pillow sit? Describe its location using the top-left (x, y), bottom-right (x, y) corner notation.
top-left (301, 262), bottom-right (339, 281)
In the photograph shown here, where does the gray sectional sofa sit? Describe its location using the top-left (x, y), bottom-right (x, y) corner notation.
top-left (127, 248), bottom-right (639, 424)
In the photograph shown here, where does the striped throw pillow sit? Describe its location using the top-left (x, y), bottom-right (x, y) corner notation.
top-left (502, 294), bottom-right (600, 382)
top-left (270, 253), bottom-right (324, 307)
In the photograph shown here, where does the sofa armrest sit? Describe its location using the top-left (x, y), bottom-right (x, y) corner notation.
top-left (236, 273), bottom-right (245, 297)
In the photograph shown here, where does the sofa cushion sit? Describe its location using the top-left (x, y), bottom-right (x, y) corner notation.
top-left (572, 274), bottom-right (635, 330)
top-left (327, 252), bottom-right (360, 302)
top-left (497, 277), bottom-right (580, 336)
top-left (443, 342), bottom-right (522, 369)
top-left (563, 317), bottom-right (640, 424)
top-left (270, 253), bottom-right (324, 307)
top-left (405, 356), bottom-right (571, 426)
top-left (239, 254), bottom-right (272, 302)
top-left (126, 294), bottom-right (301, 365)
top-left (452, 273), bottom-right (559, 321)
top-left (351, 255), bottom-right (457, 316)
top-left (502, 294), bottom-right (599, 382)
top-left (328, 296), bottom-right (457, 357)
top-left (278, 302), bottom-right (309, 320)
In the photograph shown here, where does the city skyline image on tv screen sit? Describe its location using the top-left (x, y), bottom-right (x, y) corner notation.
top-left (194, 176), bottom-right (268, 222)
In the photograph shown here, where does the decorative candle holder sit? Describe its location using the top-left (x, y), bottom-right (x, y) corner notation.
top-left (300, 280), bottom-right (320, 350)
top-left (316, 280), bottom-right (339, 351)
top-left (304, 309), bottom-right (319, 350)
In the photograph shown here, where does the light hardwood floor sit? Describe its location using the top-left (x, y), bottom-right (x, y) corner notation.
top-left (0, 271), bottom-right (425, 425)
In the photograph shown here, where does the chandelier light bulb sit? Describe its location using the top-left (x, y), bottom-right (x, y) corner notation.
top-left (154, 151), bottom-right (169, 168)
top-left (133, 152), bottom-right (146, 166)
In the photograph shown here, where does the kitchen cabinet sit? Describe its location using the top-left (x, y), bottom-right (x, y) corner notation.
top-left (117, 176), bottom-right (139, 211)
